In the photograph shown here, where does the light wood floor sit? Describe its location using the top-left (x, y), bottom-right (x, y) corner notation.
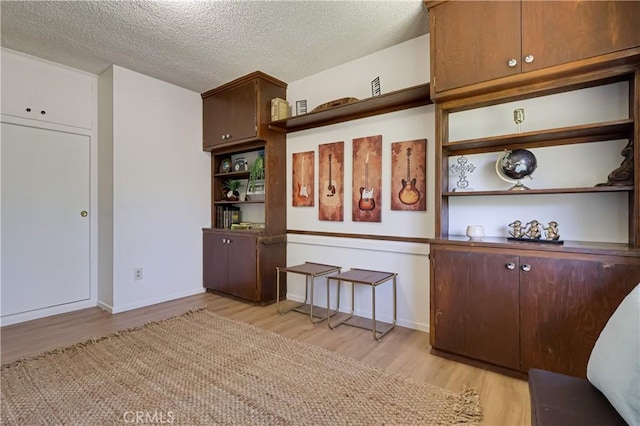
top-left (1, 293), bottom-right (531, 425)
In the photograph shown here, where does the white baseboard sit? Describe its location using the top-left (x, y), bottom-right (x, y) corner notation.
top-left (0, 298), bottom-right (97, 327)
top-left (108, 288), bottom-right (206, 314)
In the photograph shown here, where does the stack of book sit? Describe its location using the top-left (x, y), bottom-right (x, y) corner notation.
top-left (216, 205), bottom-right (241, 229)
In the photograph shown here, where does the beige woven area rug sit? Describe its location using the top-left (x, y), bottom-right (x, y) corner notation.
top-left (1, 309), bottom-right (481, 425)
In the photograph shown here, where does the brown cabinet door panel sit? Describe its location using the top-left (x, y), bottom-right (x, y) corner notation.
top-left (433, 248), bottom-right (520, 369)
top-left (520, 256), bottom-right (640, 377)
top-left (203, 232), bottom-right (228, 293)
top-left (203, 81), bottom-right (256, 149)
top-left (432, 1), bottom-right (521, 92)
top-left (522, 1), bottom-right (640, 73)
top-left (226, 234), bottom-right (258, 301)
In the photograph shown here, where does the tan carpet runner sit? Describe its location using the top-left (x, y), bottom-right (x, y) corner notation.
top-left (1, 308), bottom-right (481, 425)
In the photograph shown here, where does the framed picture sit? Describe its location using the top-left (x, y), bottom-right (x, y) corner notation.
top-left (391, 139), bottom-right (427, 211)
top-left (318, 141), bottom-right (344, 221)
top-left (292, 151), bottom-right (314, 207)
top-left (352, 135), bottom-right (382, 222)
top-left (296, 100), bottom-right (307, 115)
top-left (219, 157), bottom-right (232, 173)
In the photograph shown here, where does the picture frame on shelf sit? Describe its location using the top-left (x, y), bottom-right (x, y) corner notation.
top-left (219, 157), bottom-right (232, 174)
top-left (296, 100), bottom-right (307, 116)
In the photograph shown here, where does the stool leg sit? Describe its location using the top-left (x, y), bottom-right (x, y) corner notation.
top-left (372, 284), bottom-right (378, 340)
top-left (276, 267), bottom-right (283, 314)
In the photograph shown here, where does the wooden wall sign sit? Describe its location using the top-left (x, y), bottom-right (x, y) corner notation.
top-left (352, 135), bottom-right (382, 222)
top-left (391, 139), bottom-right (427, 211)
top-left (318, 142), bottom-right (344, 221)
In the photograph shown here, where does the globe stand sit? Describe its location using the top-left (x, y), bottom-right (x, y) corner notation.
top-left (510, 181), bottom-right (530, 191)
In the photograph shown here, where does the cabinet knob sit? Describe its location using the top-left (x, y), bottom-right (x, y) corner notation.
top-left (508, 58), bottom-right (518, 68)
top-left (26, 107), bottom-right (32, 112)
top-left (524, 55), bottom-right (534, 64)
top-left (505, 262), bottom-right (516, 270)
top-left (225, 133), bottom-right (231, 139)
top-left (40, 110), bottom-right (46, 115)
top-left (521, 264), bottom-right (532, 272)
top-left (221, 135), bottom-right (226, 140)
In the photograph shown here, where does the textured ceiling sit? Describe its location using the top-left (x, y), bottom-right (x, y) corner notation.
top-left (1, 1), bottom-right (429, 93)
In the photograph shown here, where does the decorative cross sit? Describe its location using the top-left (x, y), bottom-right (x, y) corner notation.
top-left (449, 156), bottom-right (476, 190)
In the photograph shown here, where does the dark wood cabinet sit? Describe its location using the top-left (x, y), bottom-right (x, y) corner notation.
top-left (202, 71), bottom-right (287, 305)
top-left (202, 71), bottom-right (286, 151)
top-left (428, 1), bottom-right (640, 96)
top-left (519, 255), bottom-right (640, 377)
top-left (430, 243), bottom-right (640, 377)
top-left (432, 247), bottom-right (520, 370)
top-left (203, 231), bottom-right (259, 301)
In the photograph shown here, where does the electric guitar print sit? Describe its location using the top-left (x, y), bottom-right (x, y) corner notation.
top-left (298, 156), bottom-right (309, 198)
top-left (358, 153), bottom-right (376, 211)
top-left (398, 147), bottom-right (420, 205)
top-left (323, 153), bottom-right (339, 207)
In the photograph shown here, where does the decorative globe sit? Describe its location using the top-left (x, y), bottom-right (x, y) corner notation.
top-left (495, 149), bottom-right (537, 190)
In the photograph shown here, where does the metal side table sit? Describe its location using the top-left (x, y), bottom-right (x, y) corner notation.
top-left (327, 268), bottom-right (397, 340)
top-left (276, 262), bottom-right (342, 325)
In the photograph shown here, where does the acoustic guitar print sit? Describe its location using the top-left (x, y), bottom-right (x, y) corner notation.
top-left (358, 153), bottom-right (375, 211)
top-left (323, 153), bottom-right (339, 207)
top-left (398, 147), bottom-right (420, 205)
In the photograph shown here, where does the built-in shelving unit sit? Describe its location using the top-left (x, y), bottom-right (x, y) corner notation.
top-left (443, 119), bottom-right (634, 154)
top-left (269, 83), bottom-right (431, 133)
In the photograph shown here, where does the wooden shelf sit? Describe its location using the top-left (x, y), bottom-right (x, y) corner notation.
top-left (443, 119), bottom-right (633, 154)
top-left (214, 200), bottom-right (264, 205)
top-left (443, 185), bottom-right (633, 196)
top-left (269, 83), bottom-right (432, 133)
top-left (429, 236), bottom-right (640, 258)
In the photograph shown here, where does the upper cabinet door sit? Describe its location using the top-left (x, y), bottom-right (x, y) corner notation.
top-left (203, 80), bottom-right (257, 150)
top-left (1, 50), bottom-right (94, 130)
top-left (431, 1), bottom-right (521, 93)
top-left (522, 1), bottom-right (640, 73)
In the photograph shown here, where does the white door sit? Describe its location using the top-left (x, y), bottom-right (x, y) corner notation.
top-left (1, 122), bottom-right (90, 316)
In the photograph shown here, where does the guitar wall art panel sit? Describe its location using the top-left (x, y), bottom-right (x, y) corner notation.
top-left (292, 151), bottom-right (314, 207)
top-left (352, 135), bottom-right (382, 222)
top-left (318, 141), bottom-right (344, 221)
top-left (391, 139), bottom-right (427, 211)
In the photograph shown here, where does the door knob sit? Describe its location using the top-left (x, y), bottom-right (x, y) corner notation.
top-left (521, 264), bottom-right (532, 272)
top-left (524, 55), bottom-right (534, 64)
top-left (505, 262), bottom-right (516, 270)
top-left (508, 58), bottom-right (518, 67)
top-left (80, 211), bottom-right (88, 217)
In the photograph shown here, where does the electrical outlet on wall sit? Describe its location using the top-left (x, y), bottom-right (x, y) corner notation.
top-left (133, 267), bottom-right (143, 281)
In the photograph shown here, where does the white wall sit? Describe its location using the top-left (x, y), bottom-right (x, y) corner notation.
top-left (447, 82), bottom-right (630, 242)
top-left (285, 35), bottom-right (433, 331)
top-left (98, 65), bottom-right (209, 313)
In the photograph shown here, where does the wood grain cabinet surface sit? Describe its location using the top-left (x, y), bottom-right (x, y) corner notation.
top-left (430, 244), bottom-right (640, 378)
top-left (201, 71), bottom-right (287, 305)
top-left (202, 71), bottom-right (286, 151)
top-left (428, 0), bottom-right (640, 96)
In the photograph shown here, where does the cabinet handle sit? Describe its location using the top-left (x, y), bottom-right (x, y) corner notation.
top-left (521, 264), bottom-right (532, 272)
top-left (40, 110), bottom-right (46, 115)
top-left (508, 58), bottom-right (518, 68)
top-left (225, 133), bottom-right (231, 139)
top-left (505, 262), bottom-right (516, 270)
top-left (524, 55), bottom-right (534, 64)
top-left (221, 134), bottom-right (226, 140)
top-left (26, 107), bottom-right (32, 112)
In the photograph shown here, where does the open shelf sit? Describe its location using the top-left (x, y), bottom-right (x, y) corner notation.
top-left (269, 83), bottom-right (432, 133)
top-left (443, 185), bottom-right (633, 196)
top-left (443, 119), bottom-right (634, 154)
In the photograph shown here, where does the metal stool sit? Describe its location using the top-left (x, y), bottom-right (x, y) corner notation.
top-left (327, 268), bottom-right (397, 340)
top-left (276, 262), bottom-right (341, 324)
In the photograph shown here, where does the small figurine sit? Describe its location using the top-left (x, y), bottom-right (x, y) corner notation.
top-left (544, 221), bottom-right (560, 240)
top-left (508, 220), bottom-right (524, 238)
top-left (525, 220), bottom-right (542, 239)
